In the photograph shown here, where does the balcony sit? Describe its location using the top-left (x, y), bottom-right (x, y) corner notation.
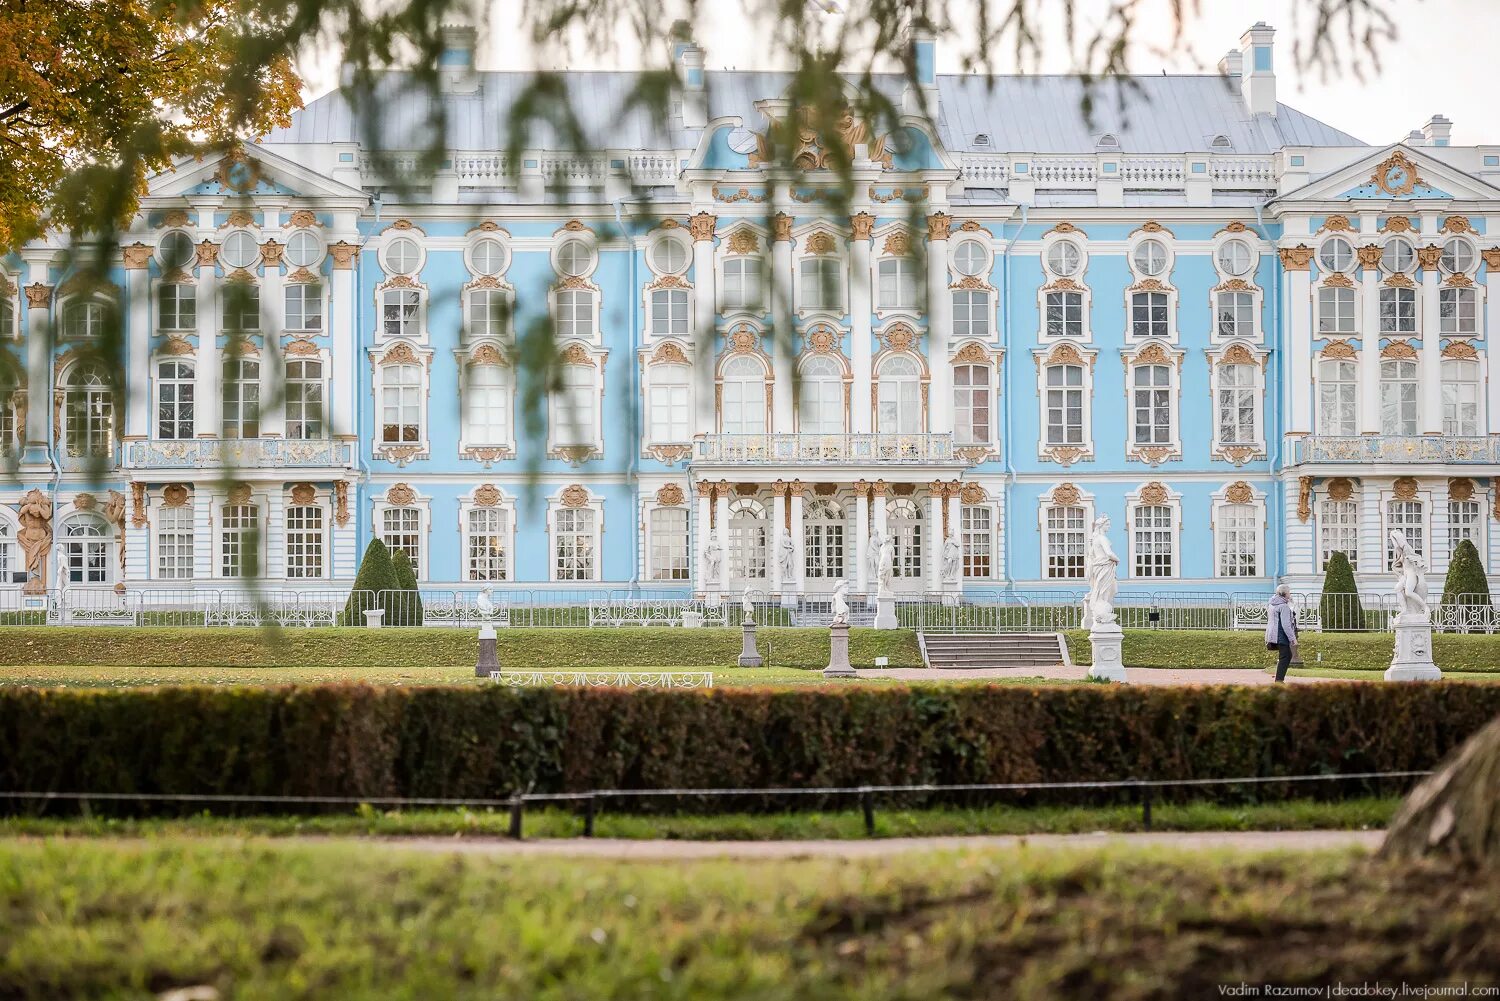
top-left (693, 433), bottom-right (963, 466)
top-left (123, 438), bottom-right (354, 470)
top-left (1285, 435), bottom-right (1500, 467)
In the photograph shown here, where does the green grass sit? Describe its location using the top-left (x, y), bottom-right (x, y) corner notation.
top-left (1065, 628), bottom-right (1500, 672)
top-left (0, 797), bottom-right (1400, 841)
top-left (1, 837), bottom-right (1494, 999)
top-left (1285, 666), bottom-right (1500, 682)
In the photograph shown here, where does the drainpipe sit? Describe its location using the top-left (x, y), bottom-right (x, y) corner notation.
top-left (1252, 200), bottom-right (1282, 586)
top-left (352, 226), bottom-right (371, 582)
top-left (999, 202), bottom-right (1028, 595)
top-left (613, 197), bottom-right (642, 592)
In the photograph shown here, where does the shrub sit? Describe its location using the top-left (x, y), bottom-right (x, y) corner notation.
top-left (1442, 539), bottom-right (1490, 609)
top-left (388, 550), bottom-right (424, 627)
top-left (343, 540), bottom-right (398, 625)
top-left (1320, 551), bottom-right (1365, 631)
top-left (2, 684), bottom-right (1496, 814)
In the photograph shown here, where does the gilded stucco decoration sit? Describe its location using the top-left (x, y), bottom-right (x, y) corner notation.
top-left (1215, 278), bottom-right (1254, 292)
top-left (559, 343), bottom-right (596, 367)
top-left (1368, 151), bottom-right (1426, 197)
top-left (334, 481), bottom-right (350, 527)
top-left (772, 213), bottom-right (794, 243)
top-left (329, 242), bottom-right (359, 269)
top-left (1321, 272), bottom-right (1354, 288)
top-left (380, 342), bottom-right (419, 366)
top-left (1045, 222), bottom-right (1084, 237)
top-left (1442, 216), bottom-right (1472, 235)
top-left (1297, 477), bottom-right (1312, 523)
top-left (1225, 481), bottom-right (1254, 505)
top-left (689, 213), bottom-right (716, 241)
top-left (223, 209), bottom-right (255, 228)
top-left (1383, 273), bottom-right (1415, 289)
top-left (290, 483), bottom-right (317, 505)
top-left (647, 445), bottom-right (691, 463)
top-left (474, 484), bottom-right (503, 507)
top-left (73, 492), bottom-right (97, 512)
top-left (1044, 277), bottom-right (1082, 292)
top-left (260, 240), bottom-right (284, 265)
top-left (1416, 245), bottom-right (1443, 271)
top-left (656, 484), bottom-right (685, 506)
top-left (1278, 246), bottom-right (1314, 270)
top-left (287, 267), bottom-right (320, 284)
top-left (228, 483), bottom-right (253, 506)
top-left (1321, 340), bottom-right (1356, 360)
top-left (284, 339), bottom-right (319, 357)
top-left (24, 284), bottom-right (52, 308)
top-left (1482, 248), bottom-right (1500, 271)
top-left (1356, 245), bottom-right (1383, 269)
top-left (386, 483), bottom-right (416, 506)
top-left (1051, 483), bottom-right (1081, 506)
top-left (728, 326), bottom-right (759, 354)
top-left (711, 186), bottom-right (764, 204)
top-left (390, 218), bottom-right (416, 231)
top-left (882, 230), bottom-right (911, 256)
top-left (881, 323), bottom-right (917, 353)
top-left (850, 213), bottom-right (875, 240)
top-left (130, 483), bottom-right (147, 528)
top-left (472, 220), bottom-right (505, 233)
top-left (560, 485), bottom-right (590, 509)
top-left (1445, 273), bottom-right (1474, 288)
top-left (1442, 340), bottom-right (1479, 360)
top-left (745, 106), bottom-right (894, 170)
top-left (1136, 221), bottom-right (1173, 237)
top-left (1139, 482), bottom-right (1170, 506)
top-left (1130, 277), bottom-right (1170, 293)
top-left (1381, 215), bottom-right (1413, 234)
top-left (726, 229), bottom-right (759, 255)
top-left (1318, 215), bottom-right (1353, 233)
top-left (805, 231), bottom-right (836, 254)
top-left (162, 484), bottom-right (190, 507)
top-left (1381, 340), bottom-right (1418, 360)
top-left (953, 342), bottom-right (990, 365)
top-left (804, 325), bottom-right (839, 355)
top-left (1327, 478), bottom-right (1354, 502)
top-left (1393, 477), bottom-right (1420, 501)
top-left (1131, 342), bottom-right (1173, 366)
top-left (1218, 343), bottom-right (1257, 366)
top-left (160, 337), bottom-right (194, 357)
top-left (1046, 446), bottom-right (1087, 467)
top-left (926, 213), bottom-right (952, 241)
top-left (121, 244), bottom-right (153, 269)
top-left (469, 344), bottom-right (507, 366)
top-left (960, 483), bottom-right (988, 504)
top-left (1044, 342), bottom-right (1087, 367)
top-left (651, 342), bottom-right (690, 365)
top-left (1449, 478), bottom-right (1475, 502)
top-left (161, 209), bottom-right (191, 228)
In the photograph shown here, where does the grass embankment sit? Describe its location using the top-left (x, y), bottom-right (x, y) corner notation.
top-left (0, 626), bottom-right (923, 671)
top-left (1065, 629), bottom-right (1500, 672)
top-left (0, 797), bottom-right (1399, 841)
top-left (2, 839), bottom-right (1495, 999)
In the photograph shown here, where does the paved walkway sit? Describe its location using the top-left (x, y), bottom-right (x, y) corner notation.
top-left (858, 665), bottom-right (1335, 684)
top-left (355, 829), bottom-right (1381, 860)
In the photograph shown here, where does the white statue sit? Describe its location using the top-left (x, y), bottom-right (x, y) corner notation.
top-left (1390, 529), bottom-right (1430, 620)
top-left (475, 586), bottom-right (495, 619)
top-left (877, 533), bottom-right (895, 595)
top-left (941, 535), bottom-right (962, 582)
top-left (866, 529), bottom-right (884, 586)
top-left (703, 541), bottom-right (724, 586)
top-left (1084, 515), bottom-right (1120, 627)
top-left (778, 534), bottom-right (796, 581)
top-left (740, 589), bottom-right (755, 623)
top-left (831, 578), bottom-right (850, 625)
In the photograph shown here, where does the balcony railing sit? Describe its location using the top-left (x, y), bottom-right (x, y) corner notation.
top-left (694, 433), bottom-right (961, 465)
top-left (1285, 435), bottom-right (1500, 466)
top-left (124, 438), bottom-right (354, 470)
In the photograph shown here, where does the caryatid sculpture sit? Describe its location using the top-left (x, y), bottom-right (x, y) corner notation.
top-left (1084, 515), bottom-right (1120, 627)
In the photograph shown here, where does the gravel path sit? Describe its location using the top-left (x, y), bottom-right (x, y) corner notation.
top-left (859, 665), bottom-right (1336, 685)
top-left (354, 829), bottom-right (1382, 860)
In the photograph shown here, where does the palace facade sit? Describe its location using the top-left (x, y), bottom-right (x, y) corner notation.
top-left (3, 22), bottom-right (1499, 601)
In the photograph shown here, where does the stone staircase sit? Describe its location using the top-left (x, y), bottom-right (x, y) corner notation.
top-left (919, 632), bottom-right (1068, 670)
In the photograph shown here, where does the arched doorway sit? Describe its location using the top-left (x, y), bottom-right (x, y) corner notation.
top-left (887, 497), bottom-right (923, 588)
top-left (728, 498), bottom-right (768, 589)
top-left (803, 497), bottom-right (847, 586)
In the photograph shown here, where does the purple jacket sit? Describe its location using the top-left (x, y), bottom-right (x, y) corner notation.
top-left (1265, 595), bottom-right (1299, 646)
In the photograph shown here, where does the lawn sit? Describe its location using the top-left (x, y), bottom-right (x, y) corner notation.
top-left (1065, 628), bottom-right (1500, 672)
top-left (1, 837), bottom-right (1494, 999)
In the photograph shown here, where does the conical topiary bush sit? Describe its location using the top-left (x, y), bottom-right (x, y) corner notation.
top-left (1441, 539), bottom-right (1491, 633)
top-left (389, 548), bottom-right (424, 626)
top-left (344, 539), bottom-right (398, 625)
top-left (1319, 550), bottom-right (1364, 632)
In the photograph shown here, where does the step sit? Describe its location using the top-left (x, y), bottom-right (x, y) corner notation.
top-left (919, 632), bottom-right (1066, 670)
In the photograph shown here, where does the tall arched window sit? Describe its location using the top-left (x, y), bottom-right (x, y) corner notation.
top-left (876, 355), bottom-right (921, 433)
top-left (155, 359), bottom-right (195, 440)
top-left (465, 363), bottom-right (511, 445)
top-left (721, 356), bottom-right (767, 435)
top-left (63, 363), bottom-right (114, 457)
top-left (380, 363), bottom-right (422, 443)
top-left (222, 358), bottom-right (260, 439)
top-left (798, 356), bottom-right (843, 435)
top-left (554, 506), bottom-right (596, 580)
top-left (1132, 504), bottom-right (1174, 577)
top-left (285, 359), bottom-right (324, 439)
top-left (649, 508), bottom-right (690, 580)
top-left (63, 514), bottom-right (109, 584)
top-left (887, 497), bottom-right (923, 579)
top-left (1319, 359), bottom-right (1358, 436)
top-left (1441, 358), bottom-right (1480, 436)
top-left (1045, 364), bottom-right (1084, 445)
top-left (1217, 504), bottom-right (1258, 577)
top-left (381, 507), bottom-right (423, 577)
top-left (728, 498), bottom-right (767, 581)
top-left (1380, 359), bottom-right (1418, 436)
top-left (803, 498), bottom-right (846, 580)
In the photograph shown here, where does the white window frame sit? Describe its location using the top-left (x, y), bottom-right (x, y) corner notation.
top-left (1127, 488), bottom-right (1180, 580)
top-left (1383, 491), bottom-right (1428, 571)
top-left (459, 355), bottom-right (515, 457)
top-left (375, 499), bottom-right (429, 582)
top-left (719, 352), bottom-right (770, 435)
top-left (548, 491), bottom-right (603, 583)
top-left (217, 492), bottom-right (264, 580)
top-left (1447, 496), bottom-right (1484, 565)
top-left (874, 352), bottom-right (925, 434)
top-left (1036, 485), bottom-right (1094, 582)
top-left (283, 281), bottom-right (324, 332)
top-left (156, 282), bottom-right (197, 332)
top-left (1212, 489), bottom-right (1265, 580)
top-left (460, 491), bottom-right (518, 583)
top-left (1208, 346), bottom-right (1267, 460)
top-left (1318, 495), bottom-right (1360, 572)
top-left (463, 279), bottom-right (516, 344)
top-left (283, 354), bottom-right (327, 440)
top-left (378, 284), bottom-right (426, 342)
top-left (646, 503), bottom-right (692, 582)
top-left (1316, 280), bottom-right (1358, 336)
top-left (60, 512), bottom-right (113, 586)
top-left (645, 358), bottom-right (693, 445)
top-left (371, 345), bottom-right (432, 460)
top-left (1124, 343), bottom-right (1183, 462)
top-left (1379, 357), bottom-right (1419, 436)
top-left (1441, 357), bottom-right (1482, 437)
top-left (1378, 284), bottom-right (1417, 336)
top-left (1317, 355), bottom-right (1359, 437)
top-left (1034, 343), bottom-right (1096, 462)
top-left (153, 356), bottom-right (196, 441)
top-left (284, 497), bottom-right (328, 580)
top-left (719, 251), bottom-right (766, 314)
top-left (547, 347), bottom-right (606, 459)
top-left (952, 358), bottom-right (994, 448)
top-left (797, 254), bottom-right (845, 315)
top-left (60, 360), bottom-right (115, 458)
top-left (153, 497), bottom-right (195, 581)
top-left (960, 502), bottom-right (996, 579)
top-left (796, 352), bottom-right (847, 435)
top-left (874, 252), bottom-right (919, 315)
top-left (1439, 285), bottom-right (1479, 337)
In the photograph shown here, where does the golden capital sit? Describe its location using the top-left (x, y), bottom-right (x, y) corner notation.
top-left (1480, 247), bottom-right (1500, 271)
top-left (853, 479), bottom-right (869, 493)
top-left (1278, 245), bottom-right (1313, 271)
top-left (696, 481), bottom-right (712, 498)
top-left (122, 243), bottom-right (153, 270)
top-left (926, 213), bottom-right (952, 241)
top-left (1416, 244), bottom-right (1443, 271)
top-left (689, 212), bottom-right (716, 242)
top-left (771, 479), bottom-right (788, 496)
top-left (195, 240), bottom-right (219, 266)
top-left (872, 479), bottom-right (888, 497)
top-left (1356, 244), bottom-right (1383, 269)
top-left (772, 212), bottom-right (793, 243)
top-left (23, 283), bottom-right (51, 308)
top-left (850, 212), bottom-right (875, 241)
top-left (329, 241), bottom-right (359, 269)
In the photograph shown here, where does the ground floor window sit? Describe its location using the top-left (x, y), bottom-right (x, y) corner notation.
top-left (1319, 500), bottom-right (1358, 572)
top-left (887, 498), bottom-right (924, 579)
top-left (649, 507), bottom-right (690, 581)
top-left (803, 498), bottom-right (845, 580)
top-left (1045, 505), bottom-right (1086, 579)
top-left (157, 505), bottom-right (194, 579)
top-left (1386, 500), bottom-right (1424, 570)
top-left (285, 505), bottom-right (325, 579)
top-left (1448, 499), bottom-right (1481, 558)
top-left (466, 507), bottom-right (509, 581)
top-left (1216, 504), bottom-right (1258, 577)
top-left (728, 499), bottom-right (767, 581)
top-left (1132, 505), bottom-right (1174, 578)
top-left (221, 503), bottom-right (258, 578)
top-left (555, 507), bottom-right (596, 581)
top-left (961, 505), bottom-right (992, 578)
top-left (0, 520), bottom-right (16, 583)
top-left (382, 507), bottom-right (423, 578)
top-left (64, 515), bottom-right (110, 584)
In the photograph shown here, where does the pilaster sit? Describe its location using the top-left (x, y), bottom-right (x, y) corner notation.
top-left (691, 213), bottom-right (717, 437)
top-left (850, 213), bottom-right (874, 433)
top-left (927, 214), bottom-right (953, 435)
top-left (1418, 245), bottom-right (1442, 434)
top-left (122, 244), bottom-right (152, 440)
top-left (194, 241), bottom-right (221, 438)
top-left (771, 212), bottom-right (795, 433)
top-left (1357, 245), bottom-right (1383, 433)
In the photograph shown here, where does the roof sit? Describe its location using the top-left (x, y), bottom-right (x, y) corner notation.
top-left (263, 69), bottom-right (1363, 155)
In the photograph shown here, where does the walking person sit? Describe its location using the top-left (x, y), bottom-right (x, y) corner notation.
top-left (1265, 583), bottom-right (1299, 683)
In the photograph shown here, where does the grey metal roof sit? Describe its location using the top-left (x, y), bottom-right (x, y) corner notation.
top-left (264, 69), bottom-right (1363, 154)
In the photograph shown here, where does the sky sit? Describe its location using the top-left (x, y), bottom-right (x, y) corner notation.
top-left (297, 0), bottom-right (1499, 147)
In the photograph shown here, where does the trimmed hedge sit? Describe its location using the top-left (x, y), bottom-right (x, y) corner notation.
top-left (1, 683), bottom-right (1497, 813)
top-left (1321, 552), bottom-right (1365, 631)
top-left (1064, 629), bottom-right (1500, 672)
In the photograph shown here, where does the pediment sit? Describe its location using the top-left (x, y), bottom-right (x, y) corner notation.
top-left (1277, 144), bottom-right (1500, 205)
top-left (144, 144), bottom-right (369, 203)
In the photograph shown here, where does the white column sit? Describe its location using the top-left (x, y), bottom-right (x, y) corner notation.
top-left (265, 488), bottom-right (285, 580)
top-left (927, 214), bottom-right (953, 434)
top-left (1284, 253), bottom-right (1312, 434)
top-left (770, 482), bottom-right (786, 595)
top-left (1360, 480), bottom-right (1383, 577)
top-left (691, 213), bottom-right (717, 438)
top-left (1358, 248), bottom-right (1382, 434)
top-left (850, 213), bottom-right (874, 433)
top-left (122, 247), bottom-right (152, 440)
top-left (853, 479), bottom-right (870, 595)
top-left (714, 480), bottom-right (730, 593)
top-left (20, 260), bottom-right (51, 455)
top-left (1418, 245), bottom-right (1443, 434)
top-left (194, 491), bottom-right (213, 579)
top-left (1487, 249), bottom-right (1500, 432)
top-left (788, 482), bottom-right (805, 595)
top-left (194, 244), bottom-right (221, 438)
top-left (927, 482), bottom-right (944, 593)
top-left (330, 259), bottom-right (355, 440)
top-left (945, 481), bottom-right (961, 588)
top-left (260, 257), bottom-right (285, 437)
top-left (695, 483), bottom-right (712, 595)
top-left (771, 213), bottom-right (795, 433)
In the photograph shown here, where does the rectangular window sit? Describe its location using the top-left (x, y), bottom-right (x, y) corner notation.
top-left (156, 504), bottom-right (194, 580)
top-left (1319, 500), bottom-right (1358, 571)
top-left (1132, 504), bottom-right (1174, 577)
top-left (467, 289), bottom-right (508, 340)
top-left (466, 507), bottom-right (508, 581)
top-left (1319, 360), bottom-right (1358, 437)
top-left (1378, 286), bottom-right (1416, 335)
top-left (1386, 500), bottom-right (1424, 569)
top-left (650, 507), bottom-right (690, 580)
top-left (1442, 360), bottom-right (1480, 436)
top-left (1130, 291), bottom-right (1169, 339)
top-left (284, 284), bottom-right (323, 331)
top-left (650, 288), bottom-right (690, 336)
top-left (1044, 291), bottom-right (1083, 338)
top-left (648, 368), bottom-right (690, 442)
top-left (961, 505), bottom-right (992, 578)
top-left (1380, 359), bottom-right (1418, 436)
top-left (722, 258), bottom-right (763, 311)
top-left (382, 507), bottom-right (422, 578)
top-left (554, 365), bottom-right (596, 446)
top-left (381, 364), bottom-right (422, 443)
top-left (1045, 505), bottom-right (1086, 579)
top-left (221, 283), bottom-right (260, 332)
top-left (555, 288), bottom-right (596, 339)
top-left (1216, 364), bottom-right (1257, 445)
top-left (952, 290), bottom-right (990, 339)
top-left (1439, 287), bottom-right (1476, 336)
top-left (1318, 286), bottom-right (1355, 335)
top-left (1045, 365), bottom-right (1084, 445)
top-left (1449, 500), bottom-right (1481, 556)
top-left (284, 359), bottom-right (324, 440)
top-left (877, 258), bottom-right (918, 310)
top-left (220, 503), bottom-right (258, 578)
top-left (382, 289), bottom-right (421, 339)
top-left (555, 507), bottom-right (595, 580)
top-left (157, 284), bottom-right (196, 331)
top-left (1132, 365), bottom-right (1172, 445)
top-left (953, 364), bottom-right (991, 446)
top-left (1215, 291), bottom-right (1254, 339)
top-left (222, 358), bottom-right (260, 439)
top-left (464, 365), bottom-right (510, 446)
top-left (0, 522), bottom-right (14, 582)
top-left (285, 505), bottom-right (324, 579)
top-left (1217, 504), bottom-right (1258, 577)
top-left (799, 258), bottom-right (841, 311)
top-left (156, 360), bottom-right (195, 440)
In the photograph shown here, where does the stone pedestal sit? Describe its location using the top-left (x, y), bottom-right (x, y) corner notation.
top-left (872, 593), bottom-right (897, 630)
top-left (681, 610), bottom-right (703, 628)
top-left (475, 624), bottom-right (499, 677)
top-left (1087, 623), bottom-right (1126, 682)
top-left (824, 622), bottom-right (855, 677)
top-left (1385, 614), bottom-right (1442, 681)
top-left (780, 591), bottom-right (796, 609)
top-left (363, 609), bottom-right (385, 629)
top-left (738, 621), bottom-right (763, 667)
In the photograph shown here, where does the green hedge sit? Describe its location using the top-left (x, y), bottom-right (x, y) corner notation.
top-left (0, 626), bottom-right (923, 670)
top-left (2, 683), bottom-right (1496, 813)
top-left (1064, 629), bottom-right (1500, 672)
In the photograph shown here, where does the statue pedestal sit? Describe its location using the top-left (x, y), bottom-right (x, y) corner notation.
top-left (1385, 613), bottom-right (1442, 681)
top-left (872, 593), bottom-right (898, 630)
top-left (824, 621), bottom-right (855, 677)
top-left (475, 624), bottom-right (500, 677)
top-left (1087, 622), bottom-right (1126, 683)
top-left (704, 589), bottom-right (722, 609)
top-left (738, 621), bottom-right (763, 667)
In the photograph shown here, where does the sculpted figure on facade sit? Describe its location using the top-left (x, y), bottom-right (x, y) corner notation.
top-left (941, 534), bottom-right (961, 583)
top-left (778, 534), bottom-right (796, 582)
top-left (1085, 516), bottom-right (1120, 627)
top-left (703, 541), bottom-right (724, 588)
top-left (876, 533), bottom-right (895, 595)
top-left (18, 489), bottom-right (53, 594)
top-left (866, 529), bottom-right (885, 586)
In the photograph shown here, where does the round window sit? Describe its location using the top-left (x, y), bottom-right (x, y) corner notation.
top-left (1132, 239), bottom-right (1169, 277)
top-left (1216, 239), bottom-right (1254, 277)
top-left (557, 238), bottom-right (593, 277)
top-left (220, 231), bottom-right (259, 270)
top-left (1046, 241), bottom-right (1082, 278)
top-left (470, 238), bottom-right (506, 276)
top-left (158, 231), bottom-right (194, 270)
top-left (1440, 237), bottom-right (1475, 275)
top-left (650, 238), bottom-right (688, 275)
top-left (285, 230), bottom-right (323, 268)
top-left (1381, 238), bottom-right (1415, 274)
top-left (952, 240), bottom-right (987, 277)
top-left (1317, 237), bottom-right (1354, 274)
top-left (385, 236), bottom-right (421, 275)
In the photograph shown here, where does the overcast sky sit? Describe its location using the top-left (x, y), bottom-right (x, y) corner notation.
top-left (298, 0), bottom-right (1497, 147)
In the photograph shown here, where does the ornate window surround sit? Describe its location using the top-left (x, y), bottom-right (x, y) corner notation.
top-left (546, 483), bottom-right (604, 584)
top-left (1122, 338), bottom-right (1184, 466)
top-left (457, 484), bottom-right (518, 583)
top-left (282, 483), bottom-right (329, 581)
top-left (1315, 477), bottom-right (1361, 573)
top-left (794, 323), bottom-right (851, 434)
top-left (870, 319), bottom-right (929, 432)
top-left (373, 482), bottom-right (431, 583)
top-left (547, 340), bottom-right (607, 464)
top-left (1035, 481), bottom-right (1095, 582)
top-left (147, 485), bottom-right (196, 581)
top-left (1206, 339), bottom-right (1269, 465)
top-left (1380, 477), bottom-right (1431, 569)
top-left (950, 340), bottom-right (1002, 461)
top-left (638, 481), bottom-right (691, 582)
top-left (1032, 339), bottom-right (1096, 465)
top-left (1210, 481), bottom-right (1266, 579)
top-left (870, 223), bottom-right (921, 321)
top-left (793, 224), bottom-right (849, 319)
top-left (1123, 227), bottom-right (1180, 345)
top-left (455, 341), bottom-right (516, 464)
top-left (150, 345), bottom-right (197, 441)
top-left (1125, 481), bottom-right (1182, 580)
top-left (715, 222), bottom-right (769, 318)
top-left (1038, 228), bottom-right (1093, 342)
top-left (370, 339), bottom-right (433, 465)
top-left (641, 269), bottom-right (694, 343)
top-left (1210, 228), bottom-right (1265, 344)
top-left (639, 338), bottom-right (695, 462)
top-left (715, 323), bottom-right (773, 434)
top-left (210, 483), bottom-right (268, 581)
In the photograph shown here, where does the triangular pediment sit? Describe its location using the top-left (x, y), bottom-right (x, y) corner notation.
top-left (1276, 144), bottom-right (1500, 205)
top-left (144, 144), bottom-right (368, 203)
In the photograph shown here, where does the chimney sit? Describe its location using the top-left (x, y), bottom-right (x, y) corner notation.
top-left (671, 20), bottom-right (706, 129)
top-left (903, 18), bottom-right (939, 117)
top-left (438, 21), bottom-right (478, 95)
top-left (1217, 49), bottom-right (1242, 80)
top-left (1423, 114), bottom-right (1453, 147)
top-left (1406, 129), bottom-right (1427, 147)
top-left (1238, 23), bottom-right (1276, 117)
